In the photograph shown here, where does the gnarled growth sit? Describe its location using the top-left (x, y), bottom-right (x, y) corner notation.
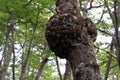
top-left (45, 0), bottom-right (101, 80)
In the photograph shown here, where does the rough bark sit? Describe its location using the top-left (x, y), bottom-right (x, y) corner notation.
top-left (68, 42), bottom-right (101, 80)
top-left (45, 0), bottom-right (101, 80)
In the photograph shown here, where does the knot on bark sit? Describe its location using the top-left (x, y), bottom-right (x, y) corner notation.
top-left (45, 1), bottom-right (97, 58)
top-left (45, 13), bottom-right (83, 58)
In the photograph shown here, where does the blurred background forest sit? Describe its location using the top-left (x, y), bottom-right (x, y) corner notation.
top-left (0, 0), bottom-right (120, 80)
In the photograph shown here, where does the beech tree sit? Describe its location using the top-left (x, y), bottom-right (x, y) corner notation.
top-left (45, 0), bottom-right (101, 79)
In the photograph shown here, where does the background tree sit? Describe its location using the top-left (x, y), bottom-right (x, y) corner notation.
top-left (0, 0), bottom-right (120, 80)
top-left (45, 0), bottom-right (101, 80)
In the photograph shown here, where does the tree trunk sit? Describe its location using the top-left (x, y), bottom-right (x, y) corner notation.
top-left (45, 0), bottom-right (101, 80)
top-left (64, 61), bottom-right (71, 80)
top-left (56, 57), bottom-right (63, 80)
top-left (19, 26), bottom-right (37, 80)
top-left (11, 17), bottom-right (16, 80)
top-left (68, 42), bottom-right (101, 80)
top-left (0, 18), bottom-right (13, 80)
top-left (34, 57), bottom-right (48, 80)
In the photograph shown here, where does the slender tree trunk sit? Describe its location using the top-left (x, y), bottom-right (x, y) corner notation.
top-left (45, 0), bottom-right (101, 80)
top-left (10, 16), bottom-right (16, 80)
top-left (64, 61), bottom-right (71, 80)
top-left (56, 57), bottom-right (63, 80)
top-left (113, 0), bottom-right (120, 68)
top-left (20, 11), bottom-right (39, 80)
top-left (105, 0), bottom-right (120, 68)
top-left (34, 56), bottom-right (48, 80)
top-left (19, 38), bottom-right (32, 80)
top-left (104, 37), bottom-right (114, 80)
top-left (0, 19), bottom-right (13, 80)
top-left (19, 26), bottom-right (37, 80)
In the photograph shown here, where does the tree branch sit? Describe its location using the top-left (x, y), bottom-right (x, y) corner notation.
top-left (104, 42), bottom-right (114, 80)
top-left (96, 8), bottom-right (105, 24)
top-left (97, 28), bottom-right (111, 36)
top-left (94, 45), bottom-right (117, 59)
top-left (104, 0), bottom-right (115, 24)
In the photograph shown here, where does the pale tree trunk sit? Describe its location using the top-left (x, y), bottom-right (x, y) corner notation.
top-left (45, 0), bottom-right (101, 80)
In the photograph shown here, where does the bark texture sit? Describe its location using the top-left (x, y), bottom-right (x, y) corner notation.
top-left (45, 0), bottom-right (101, 80)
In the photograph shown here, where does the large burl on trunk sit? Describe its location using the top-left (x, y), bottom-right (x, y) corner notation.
top-left (45, 0), bottom-right (101, 80)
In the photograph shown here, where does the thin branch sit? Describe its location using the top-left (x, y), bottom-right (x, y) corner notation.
top-left (94, 45), bottom-right (117, 59)
top-left (22, 0), bottom-right (33, 8)
top-left (88, 5), bottom-right (103, 10)
top-left (96, 8), bottom-right (105, 24)
top-left (104, 42), bottom-right (113, 80)
top-left (110, 64), bottom-right (118, 69)
top-left (104, 0), bottom-right (115, 24)
top-left (97, 28), bottom-right (111, 36)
